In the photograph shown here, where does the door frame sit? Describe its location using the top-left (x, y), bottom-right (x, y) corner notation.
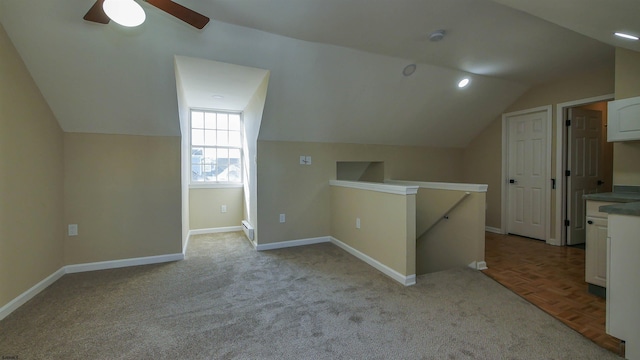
top-left (501, 105), bottom-right (552, 243)
top-left (555, 94), bottom-right (614, 246)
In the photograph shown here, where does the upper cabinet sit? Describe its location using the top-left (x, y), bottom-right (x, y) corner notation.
top-left (608, 96), bottom-right (640, 142)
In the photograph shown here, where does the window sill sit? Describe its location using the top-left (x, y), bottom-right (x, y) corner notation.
top-left (189, 183), bottom-right (244, 189)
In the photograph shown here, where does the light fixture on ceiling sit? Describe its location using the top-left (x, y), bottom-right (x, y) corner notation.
top-left (103, 0), bottom-right (146, 27)
top-left (614, 32), bottom-right (639, 41)
top-left (429, 29), bottom-right (446, 42)
top-left (458, 78), bottom-right (470, 88)
top-left (402, 64), bottom-right (417, 77)
top-left (212, 94), bottom-right (224, 99)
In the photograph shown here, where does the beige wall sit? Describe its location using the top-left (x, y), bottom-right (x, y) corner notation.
top-left (63, 133), bottom-right (182, 264)
top-left (256, 140), bottom-right (464, 244)
top-left (0, 25), bottom-right (65, 308)
top-left (330, 186), bottom-right (416, 276)
top-left (613, 48), bottom-right (640, 186)
top-left (416, 190), bottom-right (486, 274)
top-left (463, 64), bottom-right (615, 232)
top-left (189, 188), bottom-right (243, 229)
top-left (462, 119), bottom-right (502, 229)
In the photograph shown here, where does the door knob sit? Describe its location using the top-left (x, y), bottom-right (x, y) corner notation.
top-left (509, 179), bottom-right (517, 184)
top-left (597, 180), bottom-right (605, 186)
top-left (587, 220), bottom-right (593, 225)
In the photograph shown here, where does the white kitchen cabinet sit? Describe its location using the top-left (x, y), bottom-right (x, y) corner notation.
top-left (608, 96), bottom-right (640, 142)
top-left (585, 200), bottom-right (615, 287)
top-left (607, 214), bottom-right (640, 359)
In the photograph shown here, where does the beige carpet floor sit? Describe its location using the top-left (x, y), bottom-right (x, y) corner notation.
top-left (0, 232), bottom-right (623, 359)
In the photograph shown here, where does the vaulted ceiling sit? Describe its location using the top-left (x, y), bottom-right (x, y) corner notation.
top-left (1, 0), bottom-right (631, 148)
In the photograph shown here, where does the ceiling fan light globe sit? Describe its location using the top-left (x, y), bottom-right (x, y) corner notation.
top-left (103, 0), bottom-right (146, 27)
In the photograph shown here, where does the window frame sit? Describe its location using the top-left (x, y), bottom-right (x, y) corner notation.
top-left (189, 109), bottom-right (244, 188)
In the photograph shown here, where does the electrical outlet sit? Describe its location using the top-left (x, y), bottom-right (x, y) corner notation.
top-left (356, 218), bottom-right (361, 229)
top-left (221, 205), bottom-right (227, 213)
top-left (299, 155), bottom-right (312, 165)
top-left (68, 224), bottom-right (78, 236)
top-left (279, 214), bottom-right (286, 223)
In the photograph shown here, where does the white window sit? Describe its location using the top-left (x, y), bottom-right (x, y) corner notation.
top-left (191, 110), bottom-right (242, 184)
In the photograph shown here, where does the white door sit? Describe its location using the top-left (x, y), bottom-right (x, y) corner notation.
top-left (507, 111), bottom-right (548, 240)
top-left (566, 108), bottom-right (603, 245)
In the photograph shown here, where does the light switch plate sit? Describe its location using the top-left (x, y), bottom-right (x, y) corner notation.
top-left (68, 224), bottom-right (78, 236)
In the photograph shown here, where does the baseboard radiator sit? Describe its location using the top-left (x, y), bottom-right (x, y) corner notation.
top-left (242, 220), bottom-right (254, 240)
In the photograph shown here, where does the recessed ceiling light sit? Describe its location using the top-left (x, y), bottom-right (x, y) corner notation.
top-left (402, 64), bottom-right (417, 77)
top-left (615, 32), bottom-right (639, 40)
top-left (458, 78), bottom-right (470, 88)
top-left (103, 0), bottom-right (146, 27)
top-left (429, 29), bottom-right (446, 42)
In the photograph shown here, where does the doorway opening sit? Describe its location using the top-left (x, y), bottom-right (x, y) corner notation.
top-left (555, 94), bottom-right (614, 246)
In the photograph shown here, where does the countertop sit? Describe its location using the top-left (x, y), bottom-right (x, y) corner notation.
top-left (583, 192), bottom-right (640, 203)
top-left (583, 186), bottom-right (640, 217)
top-left (599, 202), bottom-right (640, 217)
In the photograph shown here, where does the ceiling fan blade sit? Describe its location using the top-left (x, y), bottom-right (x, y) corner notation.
top-left (145, 0), bottom-right (210, 29)
top-left (83, 0), bottom-right (110, 24)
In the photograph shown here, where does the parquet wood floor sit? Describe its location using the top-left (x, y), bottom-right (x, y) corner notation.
top-left (482, 232), bottom-right (623, 356)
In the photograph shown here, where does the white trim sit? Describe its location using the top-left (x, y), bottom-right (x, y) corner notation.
top-left (0, 268), bottom-right (66, 321)
top-left (185, 226), bottom-right (243, 253)
top-left (555, 94), bottom-right (614, 246)
top-left (255, 236), bottom-right (330, 251)
top-left (188, 226), bottom-right (243, 236)
top-left (183, 232), bottom-right (191, 254)
top-left (65, 253), bottom-right (184, 274)
top-left (0, 252), bottom-right (183, 320)
top-left (468, 261), bottom-right (488, 270)
top-left (547, 238), bottom-right (561, 247)
top-left (330, 236), bottom-right (416, 286)
top-left (189, 183), bottom-right (244, 189)
top-left (485, 226), bottom-right (503, 234)
top-left (329, 180), bottom-right (419, 195)
top-left (386, 180), bottom-right (488, 192)
top-left (501, 105), bottom-right (553, 241)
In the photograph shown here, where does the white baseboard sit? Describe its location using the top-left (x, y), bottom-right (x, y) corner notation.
top-left (468, 261), bottom-right (488, 270)
top-left (0, 267), bottom-right (66, 321)
top-left (65, 253), bottom-right (184, 274)
top-left (256, 236), bottom-right (330, 251)
top-left (186, 226), bottom-right (244, 254)
top-left (546, 238), bottom-right (561, 246)
top-left (485, 226), bottom-right (503, 234)
top-left (0, 252), bottom-right (184, 321)
top-left (188, 226), bottom-right (243, 236)
top-left (330, 237), bottom-right (416, 286)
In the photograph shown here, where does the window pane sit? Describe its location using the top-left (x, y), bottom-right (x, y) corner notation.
top-left (217, 130), bottom-right (229, 146)
top-left (192, 111), bottom-right (204, 128)
top-left (192, 129), bottom-right (204, 146)
top-left (217, 113), bottom-right (229, 130)
top-left (203, 148), bottom-right (216, 180)
top-left (190, 110), bottom-right (243, 184)
top-left (228, 149), bottom-right (241, 182)
top-left (204, 112), bottom-right (216, 129)
top-left (229, 131), bottom-right (241, 147)
top-left (204, 129), bottom-right (216, 146)
top-left (217, 148), bottom-right (229, 182)
top-left (229, 114), bottom-right (241, 130)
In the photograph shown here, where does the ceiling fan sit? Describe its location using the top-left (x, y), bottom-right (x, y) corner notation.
top-left (84, 0), bottom-right (209, 29)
